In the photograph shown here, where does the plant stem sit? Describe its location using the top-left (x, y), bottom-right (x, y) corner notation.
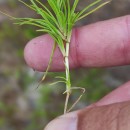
top-left (64, 34), bottom-right (71, 114)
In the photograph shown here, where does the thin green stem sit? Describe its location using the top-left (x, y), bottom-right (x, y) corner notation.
top-left (65, 44), bottom-right (70, 89)
top-left (64, 34), bottom-right (72, 114)
top-left (64, 92), bottom-right (70, 114)
top-left (65, 37), bottom-right (71, 91)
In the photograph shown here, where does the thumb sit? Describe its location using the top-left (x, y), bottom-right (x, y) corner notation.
top-left (44, 81), bottom-right (130, 130)
top-left (44, 112), bottom-right (78, 130)
top-left (44, 101), bottom-right (130, 130)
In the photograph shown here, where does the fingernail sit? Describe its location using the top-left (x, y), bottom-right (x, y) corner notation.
top-left (44, 112), bottom-right (78, 130)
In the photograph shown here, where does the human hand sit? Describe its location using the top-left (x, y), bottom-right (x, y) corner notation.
top-left (24, 15), bottom-right (130, 130)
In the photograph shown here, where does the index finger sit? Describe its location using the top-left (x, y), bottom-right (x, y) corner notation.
top-left (24, 15), bottom-right (130, 71)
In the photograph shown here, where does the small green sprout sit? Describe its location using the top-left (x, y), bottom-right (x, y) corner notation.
top-left (0, 0), bottom-right (111, 114)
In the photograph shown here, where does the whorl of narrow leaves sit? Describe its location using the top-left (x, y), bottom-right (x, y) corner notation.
top-left (16, 0), bottom-right (111, 113)
top-left (0, 0), bottom-right (111, 113)
top-left (15, 0), bottom-right (110, 56)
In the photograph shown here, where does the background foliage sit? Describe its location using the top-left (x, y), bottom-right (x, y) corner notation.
top-left (0, 0), bottom-right (130, 130)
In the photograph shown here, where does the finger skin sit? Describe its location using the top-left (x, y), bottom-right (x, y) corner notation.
top-left (78, 101), bottom-right (130, 130)
top-left (86, 81), bottom-right (130, 109)
top-left (95, 81), bottom-right (130, 106)
top-left (24, 15), bottom-right (130, 71)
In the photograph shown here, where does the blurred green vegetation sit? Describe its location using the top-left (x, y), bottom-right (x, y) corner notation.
top-left (0, 0), bottom-right (130, 130)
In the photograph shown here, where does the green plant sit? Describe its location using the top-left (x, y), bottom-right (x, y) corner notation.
top-left (0, 0), bottom-right (111, 114)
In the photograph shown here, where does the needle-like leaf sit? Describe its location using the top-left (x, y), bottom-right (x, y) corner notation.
top-left (0, 0), bottom-right (111, 114)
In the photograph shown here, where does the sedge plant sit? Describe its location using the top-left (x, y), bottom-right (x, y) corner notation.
top-left (0, 0), bottom-right (111, 114)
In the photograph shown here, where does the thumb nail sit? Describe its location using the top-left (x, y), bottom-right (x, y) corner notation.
top-left (44, 112), bottom-right (78, 130)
